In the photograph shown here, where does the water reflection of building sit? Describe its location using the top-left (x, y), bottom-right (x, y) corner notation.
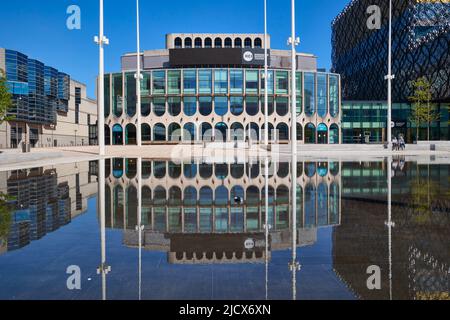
top-left (0, 162), bottom-right (98, 253)
top-left (103, 158), bottom-right (342, 264)
top-left (333, 161), bottom-right (450, 300)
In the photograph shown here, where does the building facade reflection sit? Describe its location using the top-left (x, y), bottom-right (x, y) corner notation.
top-left (102, 158), bottom-right (342, 264)
top-left (0, 163), bottom-right (98, 253)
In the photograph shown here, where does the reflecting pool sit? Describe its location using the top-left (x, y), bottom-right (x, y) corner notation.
top-left (0, 157), bottom-right (449, 300)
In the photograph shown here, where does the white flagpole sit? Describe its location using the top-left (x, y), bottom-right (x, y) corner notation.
top-left (386, 0), bottom-right (394, 150)
top-left (290, 0), bottom-right (298, 155)
top-left (264, 0), bottom-right (269, 147)
top-left (136, 0), bottom-right (142, 147)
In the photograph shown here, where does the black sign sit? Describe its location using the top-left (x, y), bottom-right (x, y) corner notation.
top-left (169, 48), bottom-right (270, 67)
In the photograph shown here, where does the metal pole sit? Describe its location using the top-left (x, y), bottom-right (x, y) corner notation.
top-left (264, 0), bottom-right (269, 147)
top-left (97, 158), bottom-right (109, 300)
top-left (264, 157), bottom-right (270, 300)
top-left (97, 0), bottom-right (107, 156)
top-left (290, 152), bottom-right (299, 300)
top-left (387, 156), bottom-right (393, 300)
top-left (386, 0), bottom-right (394, 150)
top-left (290, 0), bottom-right (297, 155)
top-left (136, 0), bottom-right (142, 147)
top-left (137, 157), bottom-right (143, 300)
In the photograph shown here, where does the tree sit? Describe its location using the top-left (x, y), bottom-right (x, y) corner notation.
top-left (408, 77), bottom-right (440, 141)
top-left (0, 68), bottom-right (14, 124)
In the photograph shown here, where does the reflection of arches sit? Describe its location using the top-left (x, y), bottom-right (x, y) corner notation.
top-left (113, 158), bottom-right (124, 178)
top-left (246, 123), bottom-right (259, 141)
top-left (230, 163), bottom-right (245, 179)
top-left (184, 162), bottom-right (197, 179)
top-left (329, 162), bottom-right (339, 176)
top-left (305, 123), bottom-right (316, 144)
top-left (317, 123), bottom-right (328, 144)
top-left (125, 124), bottom-right (137, 145)
top-left (154, 161), bottom-right (166, 179)
top-left (153, 123), bottom-right (166, 141)
top-left (297, 123), bottom-right (303, 141)
top-left (215, 186), bottom-right (228, 205)
top-left (305, 162), bottom-right (316, 177)
top-left (329, 182), bottom-right (340, 225)
top-left (199, 187), bottom-right (213, 205)
top-left (317, 162), bottom-right (328, 177)
top-left (126, 158), bottom-right (137, 179)
top-left (276, 123), bottom-right (289, 141)
top-left (168, 162), bottom-right (182, 178)
top-left (168, 123), bottom-right (181, 141)
top-left (169, 186), bottom-right (182, 205)
top-left (277, 162), bottom-right (290, 178)
top-left (126, 186), bottom-right (137, 229)
top-left (254, 37), bottom-right (262, 48)
top-left (184, 186), bottom-right (197, 205)
top-left (199, 163), bottom-right (213, 179)
top-left (305, 183), bottom-right (316, 228)
top-left (112, 124), bottom-right (123, 145)
top-left (317, 183), bottom-right (328, 226)
top-left (262, 123), bottom-right (275, 141)
top-left (215, 163), bottom-right (229, 180)
top-left (330, 124), bottom-right (339, 144)
top-left (183, 122), bottom-right (196, 142)
top-left (142, 123), bottom-right (151, 143)
top-left (105, 125), bottom-right (111, 145)
top-left (142, 161), bottom-right (152, 178)
top-left (215, 122), bottom-right (228, 142)
top-left (246, 162), bottom-right (260, 179)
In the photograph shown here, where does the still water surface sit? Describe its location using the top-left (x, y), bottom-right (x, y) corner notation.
top-left (0, 157), bottom-right (448, 300)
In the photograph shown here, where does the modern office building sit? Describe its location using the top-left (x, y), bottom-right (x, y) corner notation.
top-left (332, 0), bottom-right (450, 143)
top-left (0, 48), bottom-right (98, 149)
top-left (103, 33), bottom-right (341, 145)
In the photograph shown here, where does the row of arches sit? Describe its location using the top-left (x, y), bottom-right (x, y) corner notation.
top-left (105, 182), bottom-right (340, 232)
top-left (107, 158), bottom-right (340, 180)
top-left (106, 123), bottom-right (340, 145)
top-left (174, 37), bottom-right (261, 49)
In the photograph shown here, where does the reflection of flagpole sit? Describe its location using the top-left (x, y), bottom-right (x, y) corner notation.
top-left (136, 157), bottom-right (143, 300)
top-left (289, 153), bottom-right (300, 300)
top-left (264, 157), bottom-right (270, 300)
top-left (385, 156), bottom-right (395, 300)
top-left (97, 158), bottom-right (110, 300)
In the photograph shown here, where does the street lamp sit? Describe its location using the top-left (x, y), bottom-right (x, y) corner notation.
top-left (95, 0), bottom-right (109, 156)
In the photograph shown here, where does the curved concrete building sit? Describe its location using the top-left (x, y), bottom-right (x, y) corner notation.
top-left (102, 33), bottom-right (342, 146)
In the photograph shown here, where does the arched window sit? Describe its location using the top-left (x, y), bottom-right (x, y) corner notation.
top-left (215, 164), bottom-right (229, 180)
top-left (276, 123), bottom-right (289, 141)
top-left (199, 97), bottom-right (212, 116)
top-left (194, 37), bottom-right (202, 48)
top-left (125, 124), bottom-right (137, 145)
top-left (246, 162), bottom-right (260, 179)
top-left (142, 123), bottom-right (151, 143)
top-left (142, 161), bottom-right (152, 178)
top-left (230, 163), bottom-right (244, 179)
top-left (254, 38), bottom-right (262, 48)
top-left (305, 123), bottom-right (316, 144)
top-left (154, 162), bottom-right (166, 179)
top-left (234, 38), bottom-right (242, 48)
top-left (113, 158), bottom-right (124, 178)
top-left (153, 98), bottom-right (165, 117)
top-left (105, 125), bottom-right (111, 145)
top-left (317, 123), bottom-right (328, 144)
top-left (183, 122), bottom-right (196, 142)
top-left (214, 38), bottom-right (222, 48)
top-left (230, 97), bottom-right (243, 116)
top-left (329, 124), bottom-right (339, 144)
top-left (276, 97), bottom-right (288, 116)
top-left (183, 97), bottom-right (196, 116)
top-left (112, 124), bottom-right (123, 145)
top-left (199, 163), bottom-right (213, 179)
top-left (168, 97), bottom-right (181, 116)
top-left (168, 123), bottom-right (182, 142)
top-left (184, 162), bottom-right (197, 179)
top-left (246, 123), bottom-right (259, 141)
top-left (184, 186), bottom-right (198, 205)
top-left (174, 37), bottom-right (182, 48)
top-left (245, 97), bottom-right (259, 116)
top-left (215, 122), bottom-right (228, 142)
top-left (153, 123), bottom-right (166, 141)
top-left (305, 162), bottom-right (316, 177)
top-left (126, 159), bottom-right (137, 179)
top-left (168, 162), bottom-right (182, 179)
top-left (204, 37), bottom-right (212, 48)
top-left (214, 96), bottom-right (228, 116)
top-left (201, 123), bottom-right (213, 141)
top-left (317, 162), bottom-right (328, 177)
top-left (277, 162), bottom-right (290, 178)
top-left (329, 162), bottom-right (339, 176)
top-left (297, 123), bottom-right (303, 141)
top-left (244, 37), bottom-right (252, 48)
top-left (184, 37), bottom-right (192, 48)
top-left (231, 123), bottom-right (244, 141)
top-left (224, 38), bottom-right (232, 48)
top-left (141, 97), bottom-right (151, 116)
top-left (261, 123), bottom-right (275, 142)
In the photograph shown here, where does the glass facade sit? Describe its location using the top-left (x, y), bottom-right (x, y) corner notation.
top-left (4, 49), bottom-right (71, 124)
top-left (104, 68), bottom-right (341, 145)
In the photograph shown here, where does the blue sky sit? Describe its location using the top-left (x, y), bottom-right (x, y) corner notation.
top-left (0, 0), bottom-right (350, 97)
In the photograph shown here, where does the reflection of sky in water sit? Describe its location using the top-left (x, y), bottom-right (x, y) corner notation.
top-left (0, 197), bottom-right (354, 300)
